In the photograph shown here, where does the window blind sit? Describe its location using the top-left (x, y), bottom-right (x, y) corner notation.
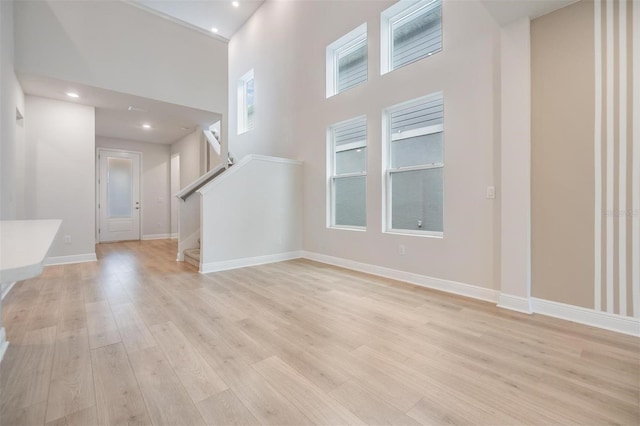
top-left (391, 0), bottom-right (442, 70)
top-left (390, 96), bottom-right (443, 134)
top-left (333, 115), bottom-right (367, 148)
top-left (336, 39), bottom-right (367, 93)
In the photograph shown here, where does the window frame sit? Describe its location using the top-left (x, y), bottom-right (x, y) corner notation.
top-left (381, 0), bottom-right (443, 75)
top-left (327, 116), bottom-right (368, 231)
top-left (326, 23), bottom-right (368, 98)
top-left (237, 69), bottom-right (255, 135)
top-left (382, 92), bottom-right (444, 238)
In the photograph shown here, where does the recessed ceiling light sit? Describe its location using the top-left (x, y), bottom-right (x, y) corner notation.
top-left (211, 27), bottom-right (218, 33)
top-left (128, 105), bottom-right (147, 112)
top-left (66, 92), bottom-right (79, 98)
top-left (232, 1), bottom-right (239, 7)
top-left (142, 124), bottom-right (152, 129)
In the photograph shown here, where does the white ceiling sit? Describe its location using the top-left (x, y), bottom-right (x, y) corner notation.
top-left (19, 75), bottom-right (220, 145)
top-left (130, 0), bottom-right (264, 40)
top-left (480, 0), bottom-right (578, 25)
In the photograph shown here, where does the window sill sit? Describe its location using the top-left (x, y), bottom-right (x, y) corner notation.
top-left (328, 225), bottom-right (366, 232)
top-left (384, 229), bottom-right (443, 239)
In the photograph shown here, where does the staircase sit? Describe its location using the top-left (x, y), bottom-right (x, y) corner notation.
top-left (183, 239), bottom-right (200, 268)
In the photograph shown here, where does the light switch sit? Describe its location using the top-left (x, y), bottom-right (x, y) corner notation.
top-left (486, 186), bottom-right (496, 199)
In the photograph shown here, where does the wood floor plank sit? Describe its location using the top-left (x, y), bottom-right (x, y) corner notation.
top-left (329, 380), bottom-right (422, 426)
top-left (212, 358), bottom-right (313, 426)
top-left (45, 328), bottom-right (95, 423)
top-left (196, 389), bottom-right (260, 426)
top-left (150, 321), bottom-right (228, 403)
top-left (253, 355), bottom-right (365, 425)
top-left (0, 326), bottom-right (57, 411)
top-left (85, 301), bottom-right (121, 350)
top-left (110, 303), bottom-right (156, 353)
top-left (56, 299), bottom-right (87, 333)
top-left (45, 405), bottom-right (98, 426)
top-left (127, 346), bottom-right (206, 426)
top-left (91, 343), bottom-right (151, 426)
top-left (0, 401), bottom-right (47, 426)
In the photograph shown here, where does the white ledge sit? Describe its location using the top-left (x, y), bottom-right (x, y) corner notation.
top-left (0, 220), bottom-right (62, 284)
top-left (198, 155), bottom-right (303, 196)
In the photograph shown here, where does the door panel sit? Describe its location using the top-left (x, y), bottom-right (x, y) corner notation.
top-left (99, 150), bottom-right (141, 242)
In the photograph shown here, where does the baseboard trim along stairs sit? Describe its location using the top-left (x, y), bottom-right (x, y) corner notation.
top-left (183, 248), bottom-right (200, 269)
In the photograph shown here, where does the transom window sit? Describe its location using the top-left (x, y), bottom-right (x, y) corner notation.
top-left (328, 116), bottom-right (367, 229)
top-left (381, 0), bottom-right (442, 74)
top-left (384, 92), bottom-right (444, 236)
top-left (326, 24), bottom-right (368, 98)
top-left (237, 69), bottom-right (255, 134)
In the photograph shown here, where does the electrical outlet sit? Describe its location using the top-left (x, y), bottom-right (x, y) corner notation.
top-left (486, 186), bottom-right (496, 199)
top-left (398, 244), bottom-right (406, 256)
top-left (64, 235), bottom-right (72, 244)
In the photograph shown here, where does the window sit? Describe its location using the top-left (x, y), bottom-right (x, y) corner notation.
top-left (328, 116), bottom-right (367, 229)
top-left (237, 69), bottom-right (255, 134)
top-left (384, 92), bottom-right (443, 236)
top-left (326, 24), bottom-right (367, 98)
top-left (381, 0), bottom-right (442, 74)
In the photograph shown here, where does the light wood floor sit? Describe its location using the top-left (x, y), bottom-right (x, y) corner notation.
top-left (1, 240), bottom-right (638, 426)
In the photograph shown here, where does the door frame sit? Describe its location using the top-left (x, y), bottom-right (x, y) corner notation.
top-left (96, 148), bottom-right (144, 243)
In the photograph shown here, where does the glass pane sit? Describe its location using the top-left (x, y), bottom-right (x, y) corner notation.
top-left (246, 78), bottom-right (255, 130)
top-left (392, 1), bottom-right (442, 69)
top-left (334, 176), bottom-right (366, 227)
top-left (391, 168), bottom-right (443, 232)
top-left (337, 40), bottom-right (367, 93)
top-left (391, 132), bottom-right (442, 168)
top-left (336, 147), bottom-right (367, 175)
top-left (108, 157), bottom-right (133, 218)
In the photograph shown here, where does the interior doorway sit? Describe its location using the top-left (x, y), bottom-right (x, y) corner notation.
top-left (97, 149), bottom-right (142, 242)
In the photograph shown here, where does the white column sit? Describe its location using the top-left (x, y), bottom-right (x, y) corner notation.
top-left (498, 18), bottom-right (532, 313)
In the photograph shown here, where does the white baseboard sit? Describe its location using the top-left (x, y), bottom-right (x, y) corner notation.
top-left (0, 327), bottom-right (8, 365)
top-left (170, 233), bottom-right (178, 239)
top-left (142, 233), bottom-right (173, 240)
top-left (301, 251), bottom-right (499, 303)
top-left (1, 282), bottom-right (16, 301)
top-left (301, 251), bottom-right (638, 336)
top-left (45, 253), bottom-right (97, 266)
top-left (531, 298), bottom-right (640, 337)
top-left (200, 251), bottom-right (303, 274)
top-left (498, 293), bottom-right (532, 314)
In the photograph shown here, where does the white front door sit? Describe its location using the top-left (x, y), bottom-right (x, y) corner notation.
top-left (98, 149), bottom-right (141, 242)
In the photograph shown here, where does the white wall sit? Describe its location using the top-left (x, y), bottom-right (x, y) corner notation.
top-left (199, 156), bottom-right (303, 271)
top-left (24, 96), bottom-right (96, 261)
top-left (0, 0), bottom-right (25, 221)
top-left (171, 130), bottom-right (203, 190)
top-left (96, 137), bottom-right (171, 238)
top-left (14, 0), bottom-right (228, 115)
top-left (229, 0), bottom-right (500, 290)
top-left (228, 1), bottom-right (298, 160)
